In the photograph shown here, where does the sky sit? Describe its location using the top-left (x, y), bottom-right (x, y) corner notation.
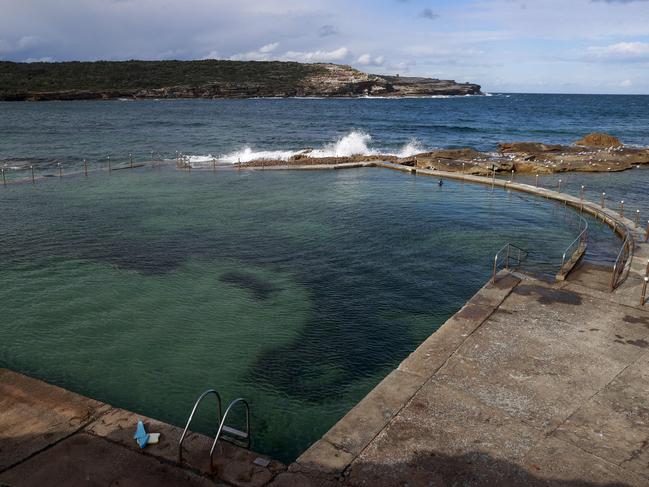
top-left (1, 0), bottom-right (649, 94)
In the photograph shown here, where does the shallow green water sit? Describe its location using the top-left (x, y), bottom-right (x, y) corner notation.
top-left (0, 166), bottom-right (616, 461)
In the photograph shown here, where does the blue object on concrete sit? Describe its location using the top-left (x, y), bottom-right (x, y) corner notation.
top-left (134, 420), bottom-right (150, 449)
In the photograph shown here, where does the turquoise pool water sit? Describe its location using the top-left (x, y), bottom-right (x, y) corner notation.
top-left (0, 165), bottom-right (617, 461)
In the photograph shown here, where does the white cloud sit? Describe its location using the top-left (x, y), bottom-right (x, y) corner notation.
top-left (228, 44), bottom-right (349, 64)
top-left (259, 42), bottom-right (279, 54)
top-left (24, 56), bottom-right (54, 63)
top-left (282, 47), bottom-right (349, 63)
top-left (229, 42), bottom-right (280, 61)
top-left (620, 79), bottom-right (633, 87)
top-left (356, 53), bottom-right (385, 66)
top-left (586, 42), bottom-right (649, 62)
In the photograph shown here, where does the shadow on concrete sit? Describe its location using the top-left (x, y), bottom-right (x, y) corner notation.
top-left (0, 431), bottom-right (222, 487)
top-left (331, 450), bottom-right (644, 487)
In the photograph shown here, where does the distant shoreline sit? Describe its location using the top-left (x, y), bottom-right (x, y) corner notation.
top-left (0, 59), bottom-right (482, 101)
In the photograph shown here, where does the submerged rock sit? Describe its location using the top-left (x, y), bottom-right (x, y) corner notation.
top-left (574, 132), bottom-right (623, 148)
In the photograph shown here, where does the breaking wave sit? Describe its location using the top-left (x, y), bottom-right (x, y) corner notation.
top-left (186, 131), bottom-right (429, 165)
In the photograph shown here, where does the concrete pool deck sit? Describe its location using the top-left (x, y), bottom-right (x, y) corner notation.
top-left (2, 166), bottom-right (649, 486)
top-left (0, 369), bottom-right (285, 486)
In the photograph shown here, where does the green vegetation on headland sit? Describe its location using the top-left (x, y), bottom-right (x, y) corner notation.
top-left (0, 59), bottom-right (482, 101)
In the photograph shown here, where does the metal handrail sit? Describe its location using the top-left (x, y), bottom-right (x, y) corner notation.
top-left (610, 233), bottom-right (634, 291)
top-left (492, 243), bottom-right (528, 283)
top-left (178, 389), bottom-right (223, 462)
top-left (209, 398), bottom-right (251, 469)
top-left (641, 261), bottom-right (648, 306)
top-left (560, 216), bottom-right (589, 271)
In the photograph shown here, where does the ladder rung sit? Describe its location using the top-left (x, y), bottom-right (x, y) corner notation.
top-left (222, 425), bottom-right (248, 439)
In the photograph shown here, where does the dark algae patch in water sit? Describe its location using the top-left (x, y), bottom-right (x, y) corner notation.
top-left (0, 166), bottom-right (616, 462)
top-left (220, 272), bottom-right (281, 301)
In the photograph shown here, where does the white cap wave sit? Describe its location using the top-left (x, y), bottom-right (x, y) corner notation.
top-left (186, 131), bottom-right (427, 165)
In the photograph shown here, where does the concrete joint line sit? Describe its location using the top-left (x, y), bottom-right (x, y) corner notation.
top-left (0, 406), bottom-right (112, 475)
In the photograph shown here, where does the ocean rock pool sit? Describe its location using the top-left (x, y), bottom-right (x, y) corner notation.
top-left (0, 165), bottom-right (618, 462)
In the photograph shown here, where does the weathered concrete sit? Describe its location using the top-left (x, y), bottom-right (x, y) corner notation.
top-left (0, 370), bottom-right (282, 487)
top-left (0, 433), bottom-right (226, 487)
top-left (0, 369), bottom-right (109, 472)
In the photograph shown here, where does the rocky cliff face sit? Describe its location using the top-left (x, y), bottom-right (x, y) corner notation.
top-left (297, 64), bottom-right (482, 97)
top-left (1, 62), bottom-right (482, 101)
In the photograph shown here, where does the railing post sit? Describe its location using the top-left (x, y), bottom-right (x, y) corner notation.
top-left (212, 158), bottom-right (216, 171)
top-left (641, 276), bottom-right (648, 307)
top-left (601, 192), bottom-right (606, 209)
top-left (535, 174), bottom-right (539, 187)
top-left (511, 169), bottom-right (515, 181)
top-left (645, 221), bottom-right (649, 242)
top-left (619, 201), bottom-right (624, 218)
top-left (558, 179), bottom-right (562, 193)
top-left (83, 159), bottom-right (88, 176)
top-left (505, 245), bottom-right (510, 270)
top-left (31, 165), bottom-right (35, 184)
top-left (108, 155), bottom-right (112, 172)
top-left (493, 256), bottom-right (498, 284)
top-left (130, 153), bottom-right (133, 168)
top-left (1, 168), bottom-right (5, 186)
top-left (58, 163), bottom-right (62, 178)
top-left (151, 150), bottom-right (154, 163)
top-left (635, 210), bottom-right (640, 228)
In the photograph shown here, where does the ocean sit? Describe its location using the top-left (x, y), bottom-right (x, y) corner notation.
top-left (2, 93), bottom-right (649, 167)
top-left (0, 94), bottom-right (646, 462)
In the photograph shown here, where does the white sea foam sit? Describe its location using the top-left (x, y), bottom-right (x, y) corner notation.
top-left (397, 139), bottom-right (426, 158)
top-left (218, 148), bottom-right (305, 163)
top-left (187, 155), bottom-right (217, 163)
top-left (186, 130), bottom-right (430, 166)
top-left (308, 131), bottom-right (378, 158)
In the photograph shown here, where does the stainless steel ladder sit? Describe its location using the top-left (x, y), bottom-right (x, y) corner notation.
top-left (492, 243), bottom-right (528, 283)
top-left (178, 389), bottom-right (251, 469)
